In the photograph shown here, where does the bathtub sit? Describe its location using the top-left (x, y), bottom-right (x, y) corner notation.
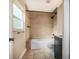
top-left (31, 39), bottom-right (54, 49)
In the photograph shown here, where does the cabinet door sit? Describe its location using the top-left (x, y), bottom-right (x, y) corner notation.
top-left (54, 36), bottom-right (62, 59)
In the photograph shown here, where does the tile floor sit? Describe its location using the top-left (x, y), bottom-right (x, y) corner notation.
top-left (22, 48), bottom-right (55, 59)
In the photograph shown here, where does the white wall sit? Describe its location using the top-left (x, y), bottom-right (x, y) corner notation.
top-left (9, 0), bottom-right (13, 59)
top-left (13, 0), bottom-right (30, 59)
top-left (9, 0), bottom-right (13, 38)
top-left (63, 0), bottom-right (69, 59)
top-left (51, 3), bottom-right (64, 37)
top-left (13, 32), bottom-right (26, 59)
top-left (13, 12), bottom-right (30, 59)
top-left (57, 3), bottom-right (64, 36)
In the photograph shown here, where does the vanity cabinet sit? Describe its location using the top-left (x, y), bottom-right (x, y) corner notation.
top-left (54, 36), bottom-right (62, 59)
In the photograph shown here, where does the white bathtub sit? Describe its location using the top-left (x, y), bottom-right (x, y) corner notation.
top-left (31, 39), bottom-right (54, 49)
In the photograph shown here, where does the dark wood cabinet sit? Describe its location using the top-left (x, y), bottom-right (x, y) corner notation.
top-left (54, 36), bottom-right (62, 59)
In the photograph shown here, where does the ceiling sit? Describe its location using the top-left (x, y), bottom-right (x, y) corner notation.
top-left (25, 0), bottom-right (63, 12)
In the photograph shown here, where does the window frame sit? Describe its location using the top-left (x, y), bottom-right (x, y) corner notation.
top-left (13, 3), bottom-right (24, 32)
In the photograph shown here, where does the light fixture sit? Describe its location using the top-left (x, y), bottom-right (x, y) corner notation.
top-left (46, 0), bottom-right (50, 3)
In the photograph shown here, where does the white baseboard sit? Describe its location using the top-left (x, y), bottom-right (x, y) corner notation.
top-left (19, 49), bottom-right (27, 59)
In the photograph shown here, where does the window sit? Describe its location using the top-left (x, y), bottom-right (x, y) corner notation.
top-left (13, 4), bottom-right (24, 31)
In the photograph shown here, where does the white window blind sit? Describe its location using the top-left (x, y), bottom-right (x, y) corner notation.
top-left (13, 4), bottom-right (24, 30)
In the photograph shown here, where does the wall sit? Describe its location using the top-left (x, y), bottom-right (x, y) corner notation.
top-left (13, 32), bottom-right (26, 59)
top-left (13, 12), bottom-right (30, 59)
top-left (52, 15), bottom-right (57, 35)
top-left (13, 0), bottom-right (30, 59)
top-left (52, 2), bottom-right (69, 59)
top-left (63, 0), bottom-right (69, 59)
top-left (51, 2), bottom-right (70, 59)
top-left (25, 12), bottom-right (31, 51)
top-left (29, 6), bottom-right (64, 39)
top-left (9, 0), bottom-right (13, 59)
top-left (9, 0), bottom-right (13, 38)
top-left (30, 12), bottom-right (54, 39)
top-left (25, 12), bottom-right (30, 40)
top-left (57, 3), bottom-right (64, 36)
top-left (52, 3), bottom-right (64, 37)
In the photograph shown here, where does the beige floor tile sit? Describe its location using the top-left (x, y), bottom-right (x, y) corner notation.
top-left (22, 48), bottom-right (55, 59)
